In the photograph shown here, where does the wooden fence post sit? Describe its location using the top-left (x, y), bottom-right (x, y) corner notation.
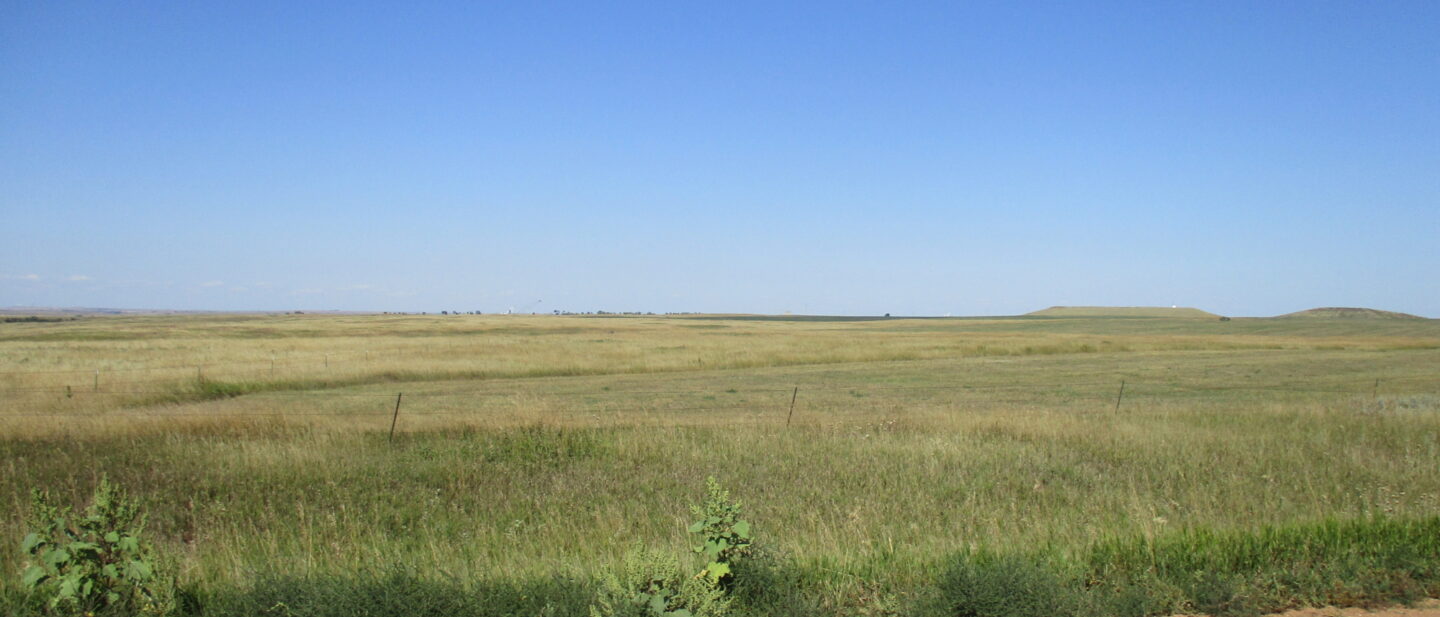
top-left (389, 392), bottom-right (403, 443)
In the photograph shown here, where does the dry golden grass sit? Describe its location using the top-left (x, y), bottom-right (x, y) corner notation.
top-left (3, 313), bottom-right (1435, 422)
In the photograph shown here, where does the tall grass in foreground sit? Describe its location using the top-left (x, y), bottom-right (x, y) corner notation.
top-left (3, 400), bottom-right (1440, 616)
top-left (4, 511), bottom-right (1435, 617)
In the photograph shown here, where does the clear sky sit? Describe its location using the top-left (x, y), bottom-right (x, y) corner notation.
top-left (3, 2), bottom-right (1437, 317)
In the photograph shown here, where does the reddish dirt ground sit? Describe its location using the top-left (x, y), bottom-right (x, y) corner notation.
top-left (1173, 601), bottom-right (1440, 617)
top-left (1250, 600), bottom-right (1440, 617)
top-left (1267, 601), bottom-right (1440, 617)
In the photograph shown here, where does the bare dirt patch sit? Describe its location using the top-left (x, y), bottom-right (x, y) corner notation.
top-left (1255, 600), bottom-right (1440, 617)
top-left (1174, 600), bottom-right (1440, 617)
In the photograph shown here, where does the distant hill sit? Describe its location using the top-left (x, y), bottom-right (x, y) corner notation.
top-left (1277, 307), bottom-right (1425, 320)
top-left (1026, 306), bottom-right (1221, 319)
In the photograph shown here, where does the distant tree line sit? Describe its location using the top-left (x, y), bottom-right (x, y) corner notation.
top-left (552, 310), bottom-right (658, 316)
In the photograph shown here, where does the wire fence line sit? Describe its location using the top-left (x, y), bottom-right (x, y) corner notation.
top-left (7, 348), bottom-right (1435, 379)
top-left (4, 380), bottom-right (1434, 398)
top-left (0, 348), bottom-right (386, 375)
top-left (3, 377), bottom-right (1435, 421)
top-left (0, 382), bottom-right (1117, 396)
top-left (6, 403), bottom-right (818, 420)
top-left (6, 345), bottom-right (1438, 414)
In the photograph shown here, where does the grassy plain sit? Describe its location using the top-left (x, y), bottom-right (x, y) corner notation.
top-left (2, 312), bottom-right (1439, 616)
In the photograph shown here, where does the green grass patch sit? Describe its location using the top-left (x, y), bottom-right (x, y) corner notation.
top-left (927, 517), bottom-right (1440, 617)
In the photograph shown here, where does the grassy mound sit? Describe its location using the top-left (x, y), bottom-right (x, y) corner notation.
top-left (1026, 306), bottom-right (1221, 319)
top-left (1278, 307), bottom-right (1426, 320)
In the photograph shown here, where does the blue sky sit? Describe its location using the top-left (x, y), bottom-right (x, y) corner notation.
top-left (3, 2), bottom-right (1437, 316)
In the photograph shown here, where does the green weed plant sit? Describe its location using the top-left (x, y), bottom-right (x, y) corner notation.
top-left (589, 546), bottom-right (727, 617)
top-left (20, 477), bottom-right (173, 616)
top-left (688, 478), bottom-right (753, 587)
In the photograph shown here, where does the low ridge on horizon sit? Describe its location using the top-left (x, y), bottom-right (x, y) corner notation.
top-left (1025, 306), bottom-right (1222, 319)
top-left (1278, 307), bottom-right (1426, 320)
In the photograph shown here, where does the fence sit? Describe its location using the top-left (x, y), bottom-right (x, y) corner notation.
top-left (2, 371), bottom-right (1436, 428)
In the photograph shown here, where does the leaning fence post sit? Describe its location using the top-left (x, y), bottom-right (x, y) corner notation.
top-left (389, 392), bottom-right (403, 443)
top-left (94, 369), bottom-right (99, 392)
top-left (1372, 378), bottom-right (1380, 402)
top-left (785, 386), bottom-right (799, 428)
top-left (1113, 380), bottom-right (1126, 413)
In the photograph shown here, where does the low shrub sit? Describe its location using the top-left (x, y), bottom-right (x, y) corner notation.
top-left (590, 547), bottom-right (728, 617)
top-left (19, 476), bottom-right (175, 616)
